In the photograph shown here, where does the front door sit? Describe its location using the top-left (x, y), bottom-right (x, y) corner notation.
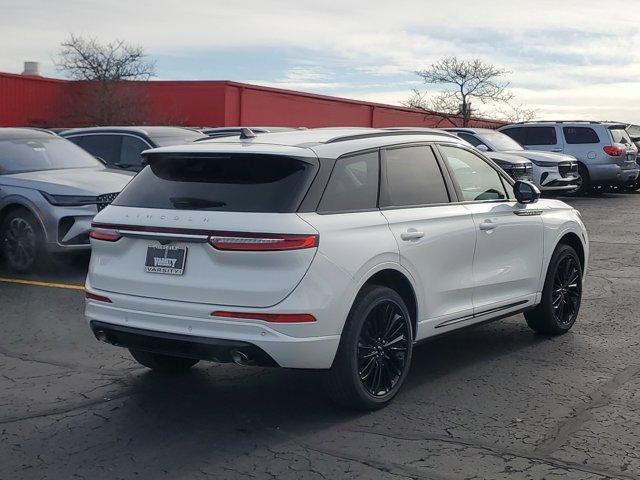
top-left (438, 144), bottom-right (544, 315)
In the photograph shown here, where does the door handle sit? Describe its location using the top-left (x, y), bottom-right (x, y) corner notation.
top-left (400, 229), bottom-right (425, 241)
top-left (551, 148), bottom-right (562, 152)
top-left (479, 220), bottom-right (497, 231)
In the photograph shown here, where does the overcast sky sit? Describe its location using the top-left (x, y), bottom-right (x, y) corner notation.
top-left (2, 0), bottom-right (640, 123)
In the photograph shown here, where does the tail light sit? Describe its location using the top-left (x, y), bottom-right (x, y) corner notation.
top-left (208, 233), bottom-right (318, 251)
top-left (212, 311), bottom-right (316, 323)
top-left (603, 145), bottom-right (623, 156)
top-left (85, 291), bottom-right (112, 303)
top-left (90, 225), bottom-right (122, 242)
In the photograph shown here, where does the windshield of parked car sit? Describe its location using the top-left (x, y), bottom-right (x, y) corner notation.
top-left (150, 131), bottom-right (208, 147)
top-left (481, 131), bottom-right (525, 151)
top-left (0, 137), bottom-right (103, 174)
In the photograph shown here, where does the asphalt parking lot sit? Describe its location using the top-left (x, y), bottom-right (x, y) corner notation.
top-left (1, 193), bottom-right (639, 480)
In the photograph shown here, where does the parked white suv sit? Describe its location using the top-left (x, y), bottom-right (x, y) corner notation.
top-left (85, 128), bottom-right (588, 409)
top-left (499, 121), bottom-right (639, 194)
top-left (445, 128), bottom-right (578, 193)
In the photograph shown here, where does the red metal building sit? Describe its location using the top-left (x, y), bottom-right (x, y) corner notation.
top-left (0, 71), bottom-right (504, 129)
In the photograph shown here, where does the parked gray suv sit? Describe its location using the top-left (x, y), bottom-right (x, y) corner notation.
top-left (0, 128), bottom-right (134, 271)
top-left (499, 121), bottom-right (639, 194)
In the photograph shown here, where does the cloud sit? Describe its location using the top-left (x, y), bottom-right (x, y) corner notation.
top-left (1, 0), bottom-right (640, 122)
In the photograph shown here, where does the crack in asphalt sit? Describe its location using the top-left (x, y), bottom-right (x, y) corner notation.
top-left (534, 363), bottom-right (640, 458)
top-left (348, 429), bottom-right (636, 480)
top-left (0, 346), bottom-right (142, 377)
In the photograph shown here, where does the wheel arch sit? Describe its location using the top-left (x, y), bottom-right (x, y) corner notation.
top-left (358, 267), bottom-right (419, 339)
top-left (556, 231), bottom-right (585, 272)
top-left (0, 198), bottom-right (49, 241)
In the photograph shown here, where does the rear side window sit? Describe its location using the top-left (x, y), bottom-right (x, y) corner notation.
top-left (120, 136), bottom-right (150, 167)
top-left (318, 151), bottom-right (379, 213)
top-left (523, 127), bottom-right (557, 145)
top-left (456, 132), bottom-right (484, 147)
top-left (563, 127), bottom-right (600, 144)
top-left (502, 127), bottom-right (557, 146)
top-left (76, 135), bottom-right (121, 165)
top-left (383, 145), bottom-right (449, 207)
top-left (113, 154), bottom-right (317, 212)
top-left (610, 128), bottom-right (632, 144)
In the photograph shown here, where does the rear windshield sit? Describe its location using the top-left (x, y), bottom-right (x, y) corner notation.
top-left (112, 154), bottom-right (317, 212)
top-left (609, 128), bottom-right (632, 144)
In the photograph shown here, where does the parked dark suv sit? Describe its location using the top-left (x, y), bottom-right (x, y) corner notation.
top-left (61, 127), bottom-right (207, 172)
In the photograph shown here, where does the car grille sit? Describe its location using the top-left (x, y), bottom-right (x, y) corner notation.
top-left (558, 161), bottom-right (578, 178)
top-left (96, 192), bottom-right (119, 211)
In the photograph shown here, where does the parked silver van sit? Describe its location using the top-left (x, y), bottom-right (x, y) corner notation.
top-left (499, 121), bottom-right (639, 194)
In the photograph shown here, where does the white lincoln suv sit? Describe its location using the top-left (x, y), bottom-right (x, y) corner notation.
top-left (85, 128), bottom-right (588, 410)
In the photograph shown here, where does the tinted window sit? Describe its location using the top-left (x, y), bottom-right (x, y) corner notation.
top-left (120, 136), bottom-right (150, 167)
top-left (150, 131), bottom-right (208, 146)
top-left (456, 132), bottom-right (483, 147)
top-left (0, 137), bottom-right (102, 174)
top-left (610, 128), bottom-right (632, 144)
top-left (501, 127), bottom-right (525, 144)
top-left (440, 145), bottom-right (508, 201)
top-left (563, 127), bottom-right (600, 144)
top-left (77, 135), bottom-right (121, 165)
top-left (318, 152), bottom-right (379, 213)
top-left (384, 146), bottom-right (449, 206)
top-left (523, 127), bottom-right (557, 146)
top-left (113, 154), bottom-right (316, 213)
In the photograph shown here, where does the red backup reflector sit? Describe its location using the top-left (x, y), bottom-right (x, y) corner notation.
top-left (89, 225), bottom-right (122, 242)
top-left (208, 233), bottom-right (318, 251)
top-left (603, 145), bottom-right (623, 156)
top-left (212, 311), bottom-right (316, 323)
top-left (85, 291), bottom-right (112, 303)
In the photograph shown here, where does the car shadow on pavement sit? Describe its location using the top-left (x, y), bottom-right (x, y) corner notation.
top-left (91, 316), bottom-right (552, 467)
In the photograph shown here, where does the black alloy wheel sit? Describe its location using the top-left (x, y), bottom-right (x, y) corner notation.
top-left (325, 285), bottom-right (413, 410)
top-left (551, 255), bottom-right (582, 326)
top-left (357, 300), bottom-right (411, 397)
top-left (525, 244), bottom-right (582, 335)
top-left (1, 211), bottom-right (42, 272)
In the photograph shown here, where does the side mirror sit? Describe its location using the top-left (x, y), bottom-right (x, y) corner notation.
top-left (475, 144), bottom-right (489, 152)
top-left (513, 180), bottom-right (540, 204)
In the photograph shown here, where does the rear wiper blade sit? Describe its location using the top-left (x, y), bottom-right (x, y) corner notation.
top-left (169, 197), bottom-right (227, 210)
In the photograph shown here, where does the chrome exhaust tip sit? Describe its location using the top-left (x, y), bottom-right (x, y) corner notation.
top-left (231, 349), bottom-right (252, 366)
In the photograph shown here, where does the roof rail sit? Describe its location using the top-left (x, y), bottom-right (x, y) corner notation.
top-left (325, 129), bottom-right (457, 144)
top-left (507, 120), bottom-right (602, 125)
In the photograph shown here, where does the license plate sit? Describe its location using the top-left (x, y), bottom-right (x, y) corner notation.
top-left (144, 245), bottom-right (187, 275)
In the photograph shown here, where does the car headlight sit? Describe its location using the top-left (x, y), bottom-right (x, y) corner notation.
top-left (40, 192), bottom-right (98, 206)
top-left (528, 158), bottom-right (558, 167)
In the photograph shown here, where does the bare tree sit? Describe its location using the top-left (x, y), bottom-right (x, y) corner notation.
top-left (409, 57), bottom-right (515, 126)
top-left (495, 103), bottom-right (538, 123)
top-left (56, 34), bottom-right (156, 124)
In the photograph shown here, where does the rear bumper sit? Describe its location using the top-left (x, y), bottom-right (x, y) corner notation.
top-left (85, 293), bottom-right (341, 369)
top-left (90, 320), bottom-right (278, 366)
top-left (588, 163), bottom-right (639, 185)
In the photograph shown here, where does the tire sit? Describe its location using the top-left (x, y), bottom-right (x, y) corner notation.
top-left (0, 209), bottom-right (47, 272)
top-left (573, 164), bottom-right (591, 196)
top-left (129, 349), bottom-right (199, 373)
top-left (324, 285), bottom-right (413, 410)
top-left (525, 244), bottom-right (582, 335)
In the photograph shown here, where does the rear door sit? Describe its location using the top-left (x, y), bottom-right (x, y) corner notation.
top-left (89, 151), bottom-right (320, 307)
top-left (438, 144), bottom-right (544, 313)
top-left (380, 144), bottom-right (476, 336)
